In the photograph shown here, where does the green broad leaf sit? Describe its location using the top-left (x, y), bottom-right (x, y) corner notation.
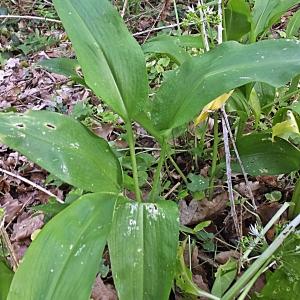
top-left (248, 87), bottom-right (261, 127)
top-left (255, 82), bottom-right (276, 114)
top-left (255, 234), bottom-right (300, 299)
top-left (37, 58), bottom-right (85, 85)
top-left (289, 177), bottom-right (300, 219)
top-left (175, 240), bottom-right (217, 299)
top-left (142, 35), bottom-right (191, 65)
top-left (193, 220), bottom-right (211, 232)
top-left (235, 133), bottom-right (300, 175)
top-left (0, 260), bottom-right (14, 300)
top-left (211, 259), bottom-right (237, 297)
top-left (0, 110), bottom-right (122, 193)
top-left (225, 0), bottom-right (251, 41)
top-left (175, 35), bottom-right (203, 49)
top-left (291, 100), bottom-right (300, 116)
top-left (52, 0), bottom-right (148, 121)
top-left (287, 10), bottom-right (300, 38)
top-left (108, 198), bottom-right (179, 300)
top-left (8, 192), bottom-right (118, 300)
top-left (251, 0), bottom-right (299, 41)
top-left (186, 173), bottom-right (209, 193)
top-left (151, 39), bottom-right (300, 135)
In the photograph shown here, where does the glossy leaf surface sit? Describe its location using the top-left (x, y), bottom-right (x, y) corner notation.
top-left (108, 198), bottom-right (179, 300)
top-left (225, 0), bottom-right (251, 41)
top-left (235, 133), bottom-right (300, 175)
top-left (255, 234), bottom-right (300, 299)
top-left (38, 58), bottom-right (85, 85)
top-left (52, 0), bottom-right (148, 121)
top-left (151, 40), bottom-right (300, 134)
top-left (0, 110), bottom-right (122, 192)
top-left (0, 260), bottom-right (13, 300)
top-left (211, 259), bottom-right (237, 297)
top-left (8, 192), bottom-right (117, 300)
top-left (287, 10), bottom-right (300, 38)
top-left (142, 35), bottom-right (191, 64)
top-left (251, 0), bottom-right (299, 40)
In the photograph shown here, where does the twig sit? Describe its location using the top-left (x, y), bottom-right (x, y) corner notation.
top-left (0, 216), bottom-right (19, 271)
top-left (172, 0), bottom-right (181, 33)
top-left (217, 0), bottom-right (223, 44)
top-left (0, 14), bottom-right (61, 23)
top-left (164, 182), bottom-right (180, 199)
top-left (221, 115), bottom-right (242, 238)
top-left (198, 0), bottom-right (210, 51)
top-left (221, 108), bottom-right (257, 210)
top-left (0, 168), bottom-right (64, 204)
top-left (121, 0), bottom-right (129, 18)
top-left (143, 0), bottom-right (171, 43)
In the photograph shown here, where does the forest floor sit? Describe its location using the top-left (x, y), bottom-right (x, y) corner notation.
top-left (0, 1), bottom-right (299, 299)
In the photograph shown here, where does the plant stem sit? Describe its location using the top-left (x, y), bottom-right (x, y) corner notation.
top-left (168, 155), bottom-right (188, 185)
top-left (149, 140), bottom-right (167, 202)
top-left (242, 202), bottom-right (290, 262)
top-left (125, 122), bottom-right (142, 202)
top-left (222, 212), bottom-right (300, 300)
top-left (198, 0), bottom-right (210, 52)
top-left (222, 113), bottom-right (242, 238)
top-left (173, 0), bottom-right (181, 34)
top-left (217, 0), bottom-right (223, 44)
top-left (209, 112), bottom-right (219, 200)
top-left (237, 260), bottom-right (271, 300)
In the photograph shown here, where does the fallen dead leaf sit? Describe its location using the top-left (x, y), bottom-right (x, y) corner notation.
top-left (215, 250), bottom-right (240, 264)
top-left (11, 214), bottom-right (44, 241)
top-left (179, 192), bottom-right (228, 225)
top-left (0, 194), bottom-right (22, 223)
top-left (91, 276), bottom-right (118, 300)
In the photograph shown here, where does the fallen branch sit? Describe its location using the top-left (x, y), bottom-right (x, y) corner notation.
top-left (0, 14), bottom-right (61, 23)
top-left (0, 168), bottom-right (64, 204)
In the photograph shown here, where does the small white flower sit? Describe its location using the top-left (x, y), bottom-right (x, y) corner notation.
top-left (249, 223), bottom-right (261, 237)
top-left (187, 5), bottom-right (195, 13)
top-left (206, 7), bottom-right (214, 15)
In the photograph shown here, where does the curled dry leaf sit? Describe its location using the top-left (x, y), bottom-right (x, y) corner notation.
top-left (215, 250), bottom-right (240, 265)
top-left (234, 181), bottom-right (260, 198)
top-left (91, 275), bottom-right (118, 300)
top-left (193, 274), bottom-right (210, 293)
top-left (179, 192), bottom-right (228, 225)
top-left (11, 214), bottom-right (44, 241)
top-left (0, 194), bottom-right (22, 223)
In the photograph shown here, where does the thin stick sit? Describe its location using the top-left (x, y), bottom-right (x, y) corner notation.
top-left (0, 216), bottom-right (19, 271)
top-left (0, 15), bottom-right (61, 23)
top-left (168, 155), bottom-right (188, 184)
top-left (198, 0), bottom-right (210, 51)
top-left (143, 0), bottom-right (170, 43)
top-left (172, 0), bottom-right (181, 33)
top-left (0, 168), bottom-right (64, 204)
top-left (221, 108), bottom-right (257, 210)
top-left (217, 0), bottom-right (223, 44)
top-left (164, 181), bottom-right (180, 199)
top-left (221, 115), bottom-right (241, 238)
top-left (121, 0), bottom-right (129, 18)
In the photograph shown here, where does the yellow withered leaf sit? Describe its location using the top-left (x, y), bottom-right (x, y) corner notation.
top-left (272, 110), bottom-right (299, 142)
top-left (194, 90), bottom-right (234, 125)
